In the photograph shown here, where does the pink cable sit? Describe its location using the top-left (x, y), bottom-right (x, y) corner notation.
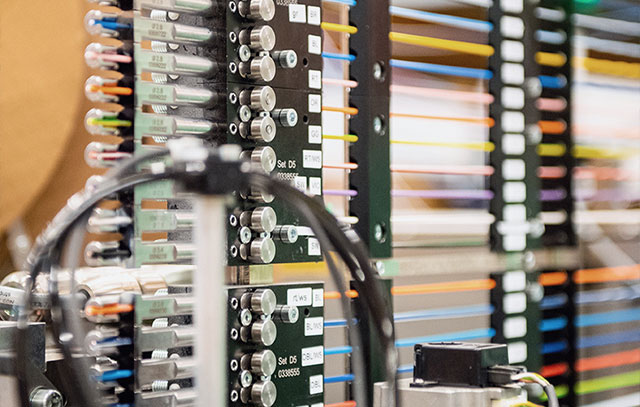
top-left (86, 51), bottom-right (133, 64)
top-left (324, 163), bottom-right (359, 170)
top-left (322, 78), bottom-right (359, 88)
top-left (391, 164), bottom-right (494, 176)
top-left (390, 85), bottom-right (494, 104)
top-left (538, 166), bottom-right (567, 179)
top-left (537, 97), bottom-right (567, 112)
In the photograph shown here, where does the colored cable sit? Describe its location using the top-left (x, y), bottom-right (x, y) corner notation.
top-left (322, 105), bottom-right (359, 115)
top-left (389, 32), bottom-right (494, 57)
top-left (573, 14), bottom-right (640, 37)
top-left (323, 52), bottom-right (356, 62)
top-left (576, 349), bottom-right (640, 373)
top-left (391, 139), bottom-right (495, 152)
top-left (539, 317), bottom-right (567, 332)
top-left (542, 340), bottom-right (568, 355)
top-left (393, 189), bottom-right (494, 200)
top-left (539, 75), bottom-right (567, 89)
top-left (85, 303), bottom-right (134, 316)
top-left (574, 35), bottom-right (640, 58)
top-left (321, 22), bottom-right (358, 34)
top-left (536, 52), bottom-right (567, 67)
top-left (574, 265), bottom-right (640, 284)
top-left (395, 328), bottom-right (495, 348)
top-left (578, 328), bottom-right (640, 349)
top-left (540, 362), bottom-right (569, 378)
top-left (576, 284), bottom-right (640, 305)
top-left (98, 369), bottom-right (133, 382)
top-left (574, 56), bottom-right (640, 79)
top-left (391, 84), bottom-right (494, 104)
top-left (575, 370), bottom-right (640, 396)
top-left (323, 134), bottom-right (359, 142)
top-left (324, 189), bottom-right (358, 197)
top-left (391, 164), bottom-right (494, 176)
top-left (575, 308), bottom-right (640, 328)
top-left (540, 293), bottom-right (568, 310)
top-left (389, 6), bottom-right (493, 32)
top-left (390, 59), bottom-right (493, 80)
top-left (322, 0), bottom-right (356, 6)
top-left (325, 374), bottom-right (355, 384)
top-left (322, 78), bottom-right (358, 88)
top-left (324, 163), bottom-right (358, 170)
top-left (325, 402), bottom-right (356, 407)
top-left (539, 120), bottom-right (567, 135)
top-left (536, 98), bottom-right (567, 112)
top-left (536, 30), bottom-right (566, 45)
top-left (539, 271), bottom-right (568, 287)
top-left (324, 279), bottom-right (495, 299)
top-left (390, 112), bottom-right (495, 127)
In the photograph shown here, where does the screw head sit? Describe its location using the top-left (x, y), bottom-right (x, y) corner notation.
top-left (229, 1), bottom-right (237, 12)
top-left (373, 61), bottom-right (385, 81)
top-left (374, 223), bottom-right (386, 243)
top-left (30, 388), bottom-right (63, 407)
top-left (373, 115), bottom-right (385, 135)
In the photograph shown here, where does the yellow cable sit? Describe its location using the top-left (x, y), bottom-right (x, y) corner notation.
top-left (391, 139), bottom-right (495, 152)
top-left (538, 143), bottom-right (567, 157)
top-left (573, 145), bottom-right (639, 160)
top-left (323, 134), bottom-right (359, 142)
top-left (536, 51), bottom-right (567, 67)
top-left (389, 31), bottom-right (494, 57)
top-left (321, 22), bottom-right (358, 34)
top-left (574, 56), bottom-right (640, 79)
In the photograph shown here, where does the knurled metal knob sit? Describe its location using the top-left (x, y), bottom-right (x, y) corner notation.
top-left (251, 350), bottom-right (277, 376)
top-left (251, 319), bottom-right (277, 346)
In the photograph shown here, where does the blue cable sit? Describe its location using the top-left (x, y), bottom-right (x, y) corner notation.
top-left (98, 369), bottom-right (133, 382)
top-left (390, 59), bottom-right (493, 80)
top-left (574, 81), bottom-right (640, 93)
top-left (324, 373), bottom-right (355, 384)
top-left (540, 316), bottom-right (568, 332)
top-left (542, 340), bottom-right (568, 355)
top-left (94, 20), bottom-right (132, 30)
top-left (96, 336), bottom-right (133, 347)
top-left (576, 284), bottom-right (640, 305)
top-left (322, 52), bottom-right (356, 62)
top-left (324, 304), bottom-right (493, 328)
top-left (389, 6), bottom-right (493, 32)
top-left (578, 328), bottom-right (640, 349)
top-left (397, 365), bottom-right (413, 374)
top-left (325, 345), bottom-right (353, 355)
top-left (575, 308), bottom-right (640, 328)
top-left (539, 75), bottom-right (567, 89)
top-left (325, 328), bottom-right (496, 355)
top-left (322, 0), bottom-right (356, 6)
top-left (540, 293), bottom-right (568, 310)
top-left (535, 30), bottom-right (567, 45)
top-left (395, 328), bottom-right (496, 348)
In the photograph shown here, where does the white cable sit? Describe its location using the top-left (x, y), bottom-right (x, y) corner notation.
top-left (574, 35), bottom-right (640, 58)
top-left (573, 14), bottom-right (640, 37)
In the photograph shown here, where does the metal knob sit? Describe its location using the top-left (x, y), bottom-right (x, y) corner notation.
top-left (240, 86), bottom-right (276, 112)
top-left (251, 207), bottom-right (277, 233)
top-left (251, 380), bottom-right (277, 407)
top-left (249, 56), bottom-right (277, 82)
top-left (251, 319), bottom-right (277, 346)
top-left (251, 146), bottom-right (277, 173)
top-left (248, 0), bottom-right (276, 21)
top-left (250, 288), bottom-right (277, 315)
top-left (249, 237), bottom-right (276, 264)
top-left (249, 26), bottom-right (276, 51)
top-left (273, 225), bottom-right (298, 244)
top-left (249, 187), bottom-right (275, 203)
top-left (273, 108), bottom-right (298, 127)
top-left (275, 305), bottom-right (299, 324)
top-left (249, 116), bottom-right (276, 142)
top-left (251, 350), bottom-right (277, 376)
top-left (274, 50), bottom-right (298, 68)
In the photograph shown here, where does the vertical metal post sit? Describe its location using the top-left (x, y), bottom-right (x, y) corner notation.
top-left (348, 0), bottom-right (392, 258)
top-left (194, 195), bottom-right (227, 407)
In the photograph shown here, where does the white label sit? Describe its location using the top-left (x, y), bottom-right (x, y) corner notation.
top-left (301, 346), bottom-right (324, 366)
top-left (288, 287), bottom-right (313, 306)
top-left (501, 0), bottom-right (523, 13)
top-left (504, 316), bottom-right (527, 339)
top-left (502, 159), bottom-right (526, 180)
top-left (504, 292), bottom-right (527, 314)
top-left (501, 63), bottom-right (525, 85)
top-left (308, 237), bottom-right (321, 256)
top-left (289, 4), bottom-right (307, 23)
top-left (305, 317), bottom-right (324, 336)
top-left (294, 176), bottom-right (308, 192)
top-left (502, 134), bottom-right (525, 155)
top-left (309, 375), bottom-right (323, 395)
top-left (502, 111), bottom-right (525, 132)
top-left (309, 70), bottom-right (322, 89)
top-left (508, 341), bottom-right (528, 364)
top-left (502, 87), bottom-right (525, 109)
top-left (308, 34), bottom-right (322, 55)
top-left (501, 40), bottom-right (525, 62)
top-left (307, 6), bottom-right (321, 26)
top-left (311, 404), bottom-right (324, 407)
top-left (501, 16), bottom-right (525, 39)
top-left (303, 150), bottom-right (322, 169)
top-left (308, 125), bottom-right (322, 144)
top-left (308, 94), bottom-right (321, 113)
top-left (312, 288), bottom-right (324, 307)
top-left (504, 204), bottom-right (527, 222)
top-left (503, 181), bottom-right (526, 203)
top-left (309, 177), bottom-right (322, 196)
top-left (503, 271), bottom-right (526, 292)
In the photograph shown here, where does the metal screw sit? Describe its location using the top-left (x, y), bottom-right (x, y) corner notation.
top-left (229, 123), bottom-right (238, 135)
top-left (229, 62), bottom-right (238, 74)
top-left (375, 260), bottom-right (385, 275)
top-left (30, 388), bottom-right (63, 407)
top-left (238, 45), bottom-right (252, 62)
top-left (230, 359), bottom-right (239, 371)
top-left (522, 251), bottom-right (536, 271)
top-left (373, 115), bottom-right (385, 135)
top-left (230, 390), bottom-right (239, 402)
top-left (230, 328), bottom-right (239, 340)
top-left (230, 245), bottom-right (239, 258)
top-left (525, 124), bottom-right (542, 144)
top-left (525, 77), bottom-right (542, 98)
top-left (374, 223), bottom-right (386, 243)
top-left (229, 214), bottom-right (238, 226)
top-left (373, 61), bottom-right (384, 81)
top-left (228, 1), bottom-right (237, 12)
top-left (229, 31), bottom-right (238, 43)
top-left (230, 297), bottom-right (239, 309)
top-left (229, 92), bottom-right (238, 105)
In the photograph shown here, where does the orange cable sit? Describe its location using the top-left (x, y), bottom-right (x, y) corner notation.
top-left (324, 163), bottom-right (359, 170)
top-left (539, 120), bottom-right (567, 135)
top-left (390, 112), bottom-right (495, 127)
top-left (576, 349), bottom-right (640, 373)
top-left (391, 279), bottom-right (495, 296)
top-left (541, 362), bottom-right (570, 378)
top-left (540, 271), bottom-right (568, 287)
top-left (325, 402), bottom-right (357, 407)
top-left (323, 106), bottom-right (359, 115)
top-left (574, 265), bottom-right (640, 284)
top-left (85, 303), bottom-right (134, 316)
top-left (324, 290), bottom-right (359, 300)
top-left (89, 85), bottom-right (133, 96)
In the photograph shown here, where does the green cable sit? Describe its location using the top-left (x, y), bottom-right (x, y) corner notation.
top-left (575, 370), bottom-right (640, 396)
top-left (539, 384), bottom-right (569, 401)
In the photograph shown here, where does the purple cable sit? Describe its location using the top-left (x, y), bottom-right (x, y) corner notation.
top-left (540, 189), bottom-right (567, 202)
top-left (392, 189), bottom-right (494, 200)
top-left (324, 189), bottom-right (358, 197)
